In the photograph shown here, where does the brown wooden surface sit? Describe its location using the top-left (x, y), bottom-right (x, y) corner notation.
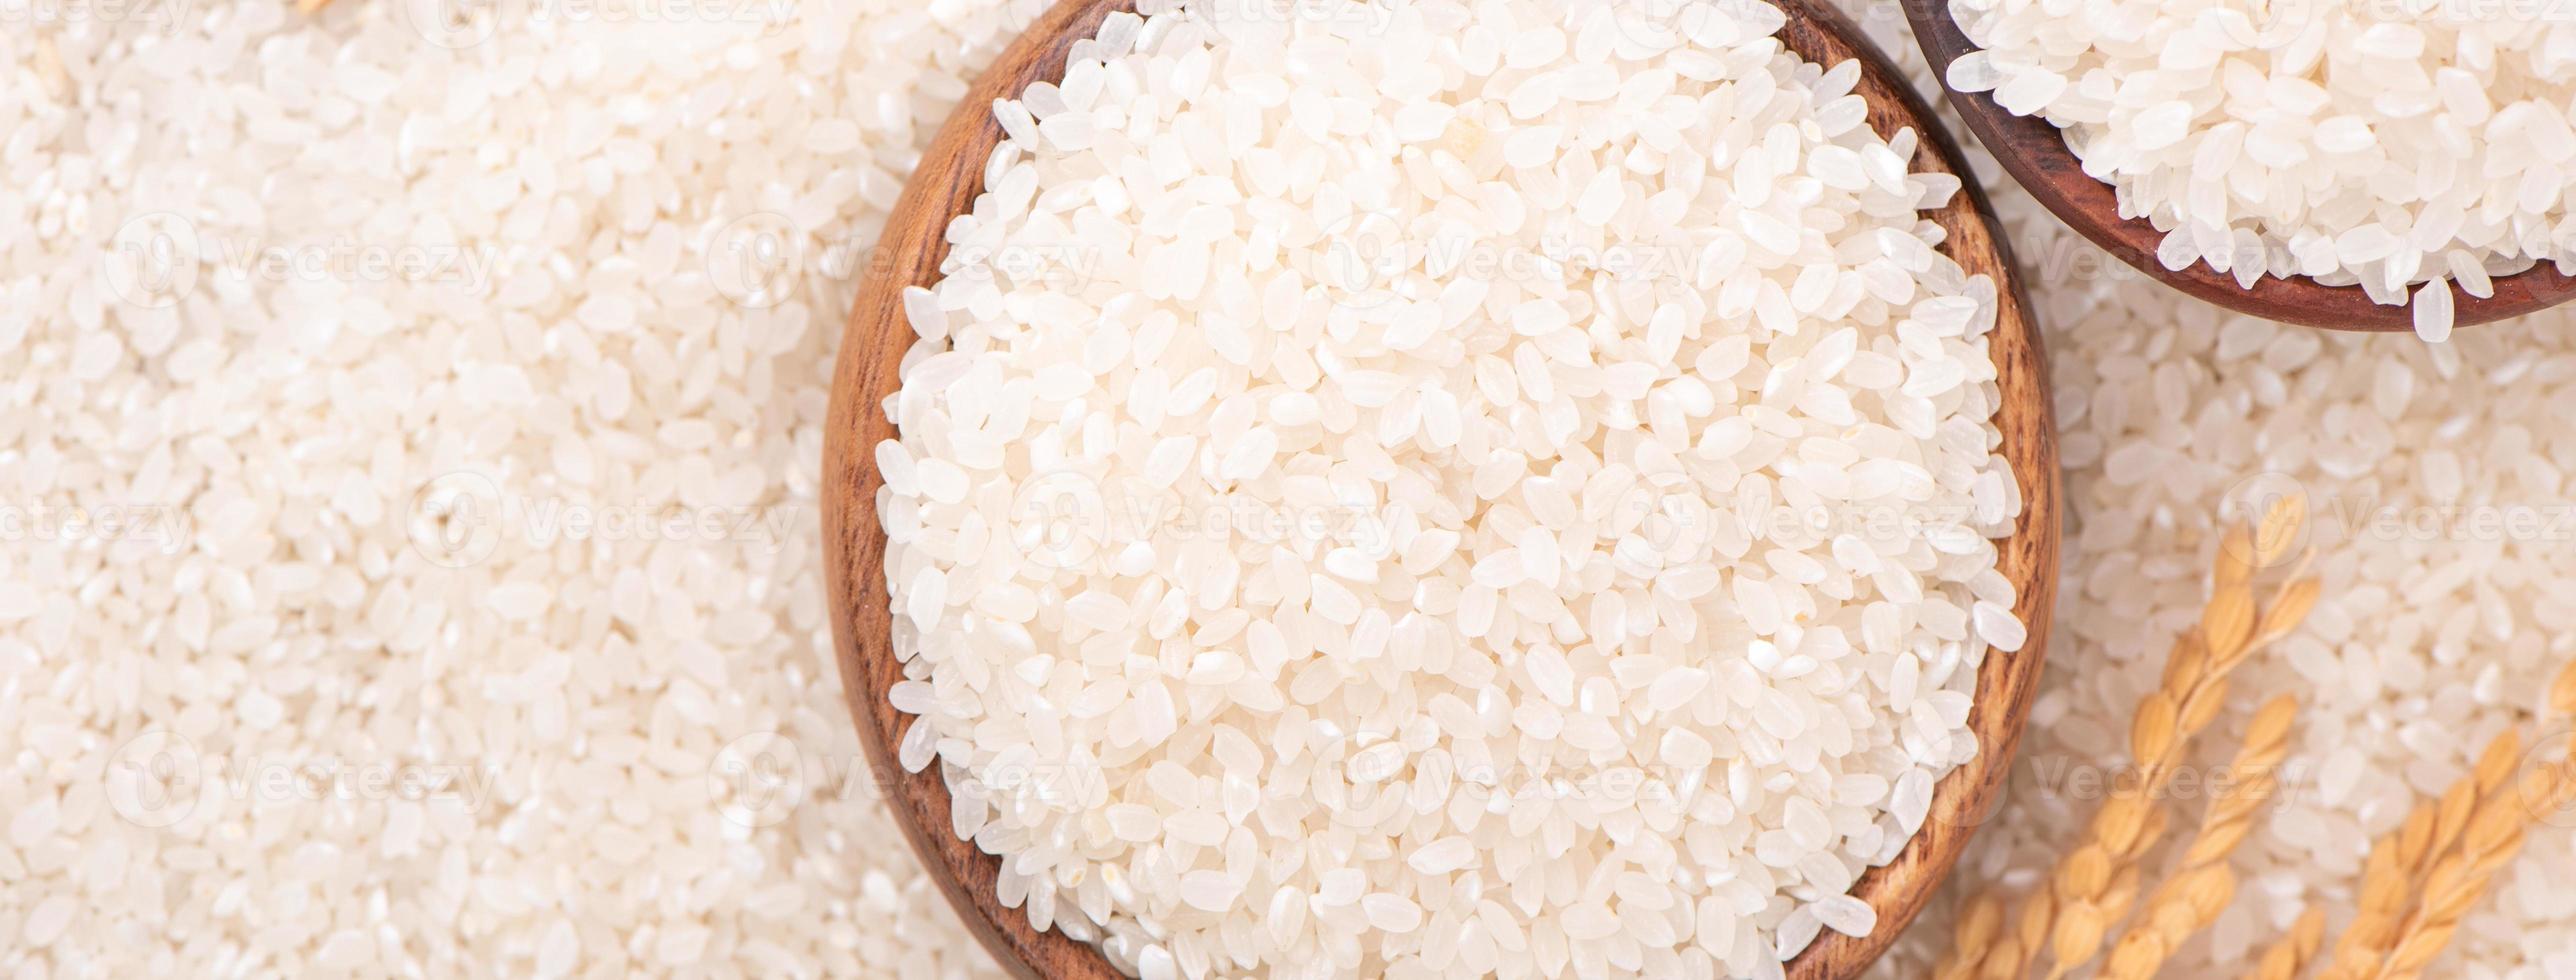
top-left (1903, 0), bottom-right (2576, 331)
top-left (822, 1), bottom-right (2062, 977)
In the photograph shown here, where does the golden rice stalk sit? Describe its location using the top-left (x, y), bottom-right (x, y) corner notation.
top-left (2366, 666), bottom-right (2576, 980)
top-left (2371, 763), bottom-right (2576, 980)
top-left (1979, 935), bottom-right (2026, 980)
top-left (2174, 697), bottom-right (2299, 867)
top-left (2199, 587), bottom-right (2257, 673)
top-left (1953, 501), bottom-right (2314, 980)
top-left (2552, 659), bottom-right (2576, 760)
top-left (2250, 575), bottom-right (2321, 648)
top-left (2096, 696), bottom-right (2299, 980)
top-left (2039, 845), bottom-right (2117, 980)
top-left (2243, 907), bottom-right (2327, 980)
top-left (2213, 524), bottom-right (2256, 594)
top-left (2317, 811), bottom-right (2434, 980)
top-left (2098, 864), bottom-right (2236, 980)
top-left (2023, 503), bottom-right (2314, 980)
top-left (2251, 491), bottom-right (2307, 568)
top-left (2095, 857), bottom-right (2150, 946)
top-left (1933, 893), bottom-right (2004, 980)
top-left (1991, 889), bottom-right (2053, 979)
top-left (2552, 660), bottom-right (2576, 719)
top-left (2319, 729), bottom-right (2525, 980)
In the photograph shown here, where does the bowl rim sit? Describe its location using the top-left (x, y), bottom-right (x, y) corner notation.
top-left (821, 2), bottom-right (2062, 977)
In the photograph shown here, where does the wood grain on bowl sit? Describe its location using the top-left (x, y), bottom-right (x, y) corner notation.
top-left (1903, 0), bottom-right (2576, 332)
top-left (821, 0), bottom-right (2061, 977)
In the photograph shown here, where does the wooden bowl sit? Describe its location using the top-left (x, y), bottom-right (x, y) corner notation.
top-left (821, 0), bottom-right (2062, 976)
top-left (1903, 1), bottom-right (2576, 332)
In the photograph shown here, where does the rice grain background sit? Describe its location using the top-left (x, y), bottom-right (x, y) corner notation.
top-left (3, 0), bottom-right (2573, 977)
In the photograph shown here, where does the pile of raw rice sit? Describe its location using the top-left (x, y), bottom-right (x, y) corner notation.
top-left (1942, 0), bottom-right (2576, 341)
top-left (4, 1), bottom-right (2574, 979)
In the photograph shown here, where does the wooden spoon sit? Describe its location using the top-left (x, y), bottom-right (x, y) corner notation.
top-left (1904, 2), bottom-right (2576, 332)
top-left (821, 0), bottom-right (2062, 976)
